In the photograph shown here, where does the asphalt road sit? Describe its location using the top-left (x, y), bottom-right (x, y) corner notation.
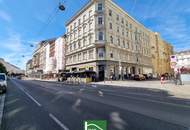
top-left (1, 79), bottom-right (190, 130)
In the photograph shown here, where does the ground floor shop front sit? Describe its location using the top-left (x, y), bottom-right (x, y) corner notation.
top-left (66, 60), bottom-right (153, 81)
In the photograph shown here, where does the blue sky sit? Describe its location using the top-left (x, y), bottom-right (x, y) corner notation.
top-left (0, 0), bottom-right (190, 69)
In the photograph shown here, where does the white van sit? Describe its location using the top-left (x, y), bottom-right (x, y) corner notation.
top-left (0, 73), bottom-right (7, 93)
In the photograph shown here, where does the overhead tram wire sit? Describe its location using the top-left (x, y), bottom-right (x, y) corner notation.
top-left (37, 5), bottom-right (60, 37)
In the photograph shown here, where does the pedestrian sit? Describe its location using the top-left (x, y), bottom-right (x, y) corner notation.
top-left (175, 68), bottom-right (183, 85)
top-left (160, 75), bottom-right (165, 85)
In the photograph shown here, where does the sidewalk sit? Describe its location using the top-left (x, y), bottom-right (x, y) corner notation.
top-left (93, 80), bottom-right (190, 99)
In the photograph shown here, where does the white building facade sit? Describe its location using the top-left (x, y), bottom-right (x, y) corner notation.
top-left (65, 0), bottom-right (153, 80)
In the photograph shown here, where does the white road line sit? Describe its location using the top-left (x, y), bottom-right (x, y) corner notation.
top-left (24, 91), bottom-right (41, 107)
top-left (0, 94), bottom-right (5, 128)
top-left (12, 80), bottom-right (42, 107)
top-left (49, 113), bottom-right (69, 130)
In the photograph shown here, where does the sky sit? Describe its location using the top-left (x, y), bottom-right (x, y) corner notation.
top-left (0, 0), bottom-right (190, 69)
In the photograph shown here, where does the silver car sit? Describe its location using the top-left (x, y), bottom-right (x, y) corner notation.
top-left (0, 73), bottom-right (7, 93)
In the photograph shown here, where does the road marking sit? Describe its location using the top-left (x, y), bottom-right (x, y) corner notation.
top-left (12, 80), bottom-right (42, 107)
top-left (0, 94), bottom-right (5, 128)
top-left (49, 113), bottom-right (69, 130)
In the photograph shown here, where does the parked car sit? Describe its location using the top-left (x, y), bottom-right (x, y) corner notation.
top-left (0, 73), bottom-right (7, 93)
top-left (134, 74), bottom-right (146, 81)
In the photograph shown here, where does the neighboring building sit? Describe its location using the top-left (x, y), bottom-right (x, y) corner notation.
top-left (28, 36), bottom-right (67, 78)
top-left (44, 36), bottom-right (66, 74)
top-left (65, 0), bottom-right (155, 80)
top-left (150, 32), bottom-right (173, 77)
top-left (26, 59), bottom-right (32, 76)
top-left (31, 41), bottom-right (47, 78)
top-left (175, 50), bottom-right (190, 69)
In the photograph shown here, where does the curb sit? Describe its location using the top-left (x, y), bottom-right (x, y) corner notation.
top-left (0, 94), bottom-right (5, 129)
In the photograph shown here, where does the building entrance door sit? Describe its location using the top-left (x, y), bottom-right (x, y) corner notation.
top-left (98, 65), bottom-right (105, 81)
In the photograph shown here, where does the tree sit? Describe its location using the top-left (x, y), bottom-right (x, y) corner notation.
top-left (0, 63), bottom-right (7, 73)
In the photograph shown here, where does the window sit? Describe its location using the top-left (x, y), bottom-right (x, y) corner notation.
top-left (83, 51), bottom-right (87, 60)
top-left (109, 9), bottom-right (112, 16)
top-left (99, 52), bottom-right (104, 58)
top-left (89, 49), bottom-right (94, 59)
top-left (109, 23), bottom-right (112, 29)
top-left (117, 26), bottom-right (119, 33)
top-left (78, 40), bottom-right (81, 48)
top-left (123, 40), bottom-right (125, 48)
top-left (110, 53), bottom-right (113, 58)
top-left (74, 42), bottom-right (76, 50)
top-left (78, 19), bottom-right (81, 25)
top-left (98, 3), bottom-right (103, 11)
top-left (121, 18), bottom-right (124, 24)
top-left (83, 37), bottom-right (87, 46)
top-left (83, 24), bottom-right (86, 33)
top-left (98, 32), bottom-right (104, 40)
top-left (116, 14), bottom-right (119, 21)
top-left (98, 17), bottom-right (103, 25)
top-left (110, 36), bottom-right (113, 44)
top-left (117, 38), bottom-right (120, 46)
top-left (89, 35), bottom-right (92, 44)
top-left (83, 15), bottom-right (86, 22)
top-left (78, 53), bottom-right (81, 61)
top-left (89, 10), bottom-right (92, 17)
top-left (74, 22), bottom-right (76, 28)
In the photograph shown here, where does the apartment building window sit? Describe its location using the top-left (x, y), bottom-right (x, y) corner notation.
top-left (89, 22), bottom-right (92, 30)
top-left (89, 35), bottom-right (92, 44)
top-left (126, 20), bottom-right (128, 27)
top-left (117, 26), bottom-right (119, 33)
top-left (123, 40), bottom-right (125, 48)
top-left (122, 29), bottom-right (124, 36)
top-left (83, 51), bottom-right (87, 60)
top-left (74, 22), bottom-right (76, 29)
top-left (110, 53), bottom-right (113, 58)
top-left (98, 16), bottom-right (103, 25)
top-left (78, 40), bottom-right (81, 48)
top-left (99, 52), bottom-right (104, 58)
top-left (83, 37), bottom-right (87, 46)
top-left (78, 53), bottom-right (81, 61)
top-left (83, 15), bottom-right (86, 22)
top-left (73, 55), bottom-right (77, 62)
top-left (109, 9), bottom-right (112, 16)
top-left (74, 42), bottom-right (76, 50)
top-left (127, 42), bottom-right (129, 48)
top-left (70, 44), bottom-right (72, 51)
top-left (121, 18), bottom-right (124, 24)
top-left (89, 10), bottom-right (92, 17)
top-left (83, 24), bottom-right (86, 33)
top-left (110, 36), bottom-right (113, 44)
top-left (109, 23), bottom-right (112, 29)
top-left (98, 32), bottom-right (104, 40)
top-left (117, 38), bottom-right (120, 46)
top-left (78, 19), bottom-right (81, 25)
top-left (70, 25), bottom-right (73, 32)
top-left (98, 3), bottom-right (103, 11)
top-left (116, 14), bottom-right (119, 21)
top-left (89, 49), bottom-right (94, 59)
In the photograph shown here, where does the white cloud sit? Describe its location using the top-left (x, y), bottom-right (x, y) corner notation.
top-left (0, 10), bottom-right (11, 22)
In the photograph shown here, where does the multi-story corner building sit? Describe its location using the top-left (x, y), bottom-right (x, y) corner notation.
top-left (150, 32), bottom-right (173, 77)
top-left (65, 0), bottom-right (153, 80)
top-left (175, 50), bottom-right (190, 68)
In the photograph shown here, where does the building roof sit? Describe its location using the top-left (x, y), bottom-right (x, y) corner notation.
top-left (65, 0), bottom-right (93, 26)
